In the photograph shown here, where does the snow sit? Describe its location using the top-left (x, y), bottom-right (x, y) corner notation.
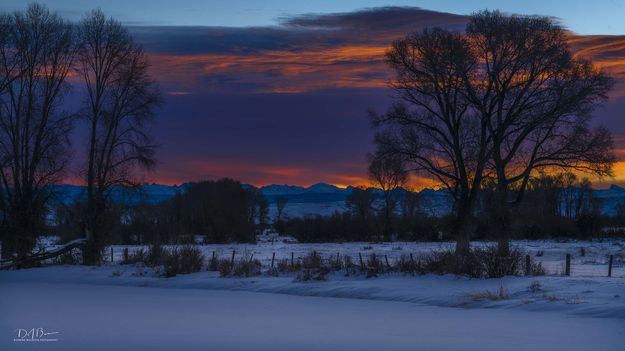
top-left (1, 239), bottom-right (624, 349)
top-left (106, 239), bottom-right (625, 278)
top-left (1, 280), bottom-right (624, 350)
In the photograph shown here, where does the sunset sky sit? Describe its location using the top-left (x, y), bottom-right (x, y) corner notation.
top-left (3, 1), bottom-right (624, 188)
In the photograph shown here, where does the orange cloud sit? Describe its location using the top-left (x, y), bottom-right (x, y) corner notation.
top-left (148, 44), bottom-right (390, 94)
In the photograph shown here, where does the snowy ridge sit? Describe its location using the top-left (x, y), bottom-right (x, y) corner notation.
top-left (48, 182), bottom-right (625, 217)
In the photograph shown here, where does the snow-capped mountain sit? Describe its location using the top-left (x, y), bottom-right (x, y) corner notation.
top-left (47, 182), bottom-right (625, 217)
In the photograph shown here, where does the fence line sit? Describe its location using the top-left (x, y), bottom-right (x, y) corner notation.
top-left (106, 245), bottom-right (624, 278)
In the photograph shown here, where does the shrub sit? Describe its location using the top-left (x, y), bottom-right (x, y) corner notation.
top-left (208, 253), bottom-right (219, 271)
top-left (418, 246), bottom-right (525, 278)
top-left (219, 255), bottom-right (261, 277)
top-left (218, 257), bottom-right (234, 277)
top-left (473, 246), bottom-right (523, 278)
top-left (421, 250), bottom-right (482, 277)
top-left (160, 245), bottom-right (204, 277)
top-left (328, 253), bottom-right (343, 271)
top-left (276, 258), bottom-right (291, 273)
top-left (365, 253), bottom-right (386, 278)
top-left (528, 280), bottom-right (542, 293)
top-left (147, 243), bottom-right (165, 267)
top-left (176, 245), bottom-right (205, 274)
top-left (121, 248), bottom-right (147, 265)
top-left (528, 261), bottom-right (546, 276)
top-left (342, 255), bottom-right (359, 276)
top-left (53, 249), bottom-right (81, 265)
top-left (398, 254), bottom-right (419, 274)
top-left (121, 244), bottom-right (204, 277)
top-left (301, 251), bottom-right (322, 270)
top-left (232, 257), bottom-right (262, 277)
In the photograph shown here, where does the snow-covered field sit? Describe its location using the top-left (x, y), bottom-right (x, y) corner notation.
top-left (97, 237), bottom-right (625, 278)
top-left (1, 239), bottom-right (624, 350)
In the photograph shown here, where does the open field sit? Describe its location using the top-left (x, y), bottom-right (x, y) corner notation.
top-left (82, 238), bottom-right (625, 278)
top-left (2, 239), bottom-right (624, 350)
top-left (1, 281), bottom-right (623, 351)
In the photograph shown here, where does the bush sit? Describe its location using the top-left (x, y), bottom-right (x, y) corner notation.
top-left (218, 255), bottom-right (261, 277)
top-left (159, 245), bottom-right (204, 277)
top-left (232, 257), bottom-right (262, 277)
top-left (217, 257), bottom-right (234, 276)
top-left (120, 244), bottom-right (204, 277)
top-left (302, 251), bottom-right (322, 270)
top-left (397, 254), bottom-right (419, 274)
top-left (53, 249), bottom-right (81, 265)
top-left (365, 253), bottom-right (386, 278)
top-left (176, 245), bottom-right (204, 274)
top-left (121, 247), bottom-right (147, 265)
top-left (294, 251), bottom-right (331, 281)
top-left (208, 253), bottom-right (220, 271)
top-left (147, 243), bottom-right (165, 267)
top-left (328, 253), bottom-right (343, 271)
top-left (473, 246), bottom-right (523, 278)
top-left (419, 246), bottom-right (526, 278)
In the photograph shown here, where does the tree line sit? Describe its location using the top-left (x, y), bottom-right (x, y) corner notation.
top-left (276, 171), bottom-right (617, 244)
top-left (0, 4), bottom-right (160, 263)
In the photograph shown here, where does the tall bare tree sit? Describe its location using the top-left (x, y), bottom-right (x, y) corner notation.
top-left (0, 4), bottom-right (75, 259)
top-left (368, 152), bottom-right (407, 241)
top-left (464, 11), bottom-right (614, 255)
top-left (77, 10), bottom-right (160, 264)
top-left (275, 195), bottom-right (288, 222)
top-left (373, 29), bottom-right (490, 254)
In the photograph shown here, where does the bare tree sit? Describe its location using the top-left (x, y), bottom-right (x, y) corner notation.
top-left (373, 29), bottom-right (490, 254)
top-left (464, 11), bottom-right (614, 255)
top-left (275, 195), bottom-right (288, 222)
top-left (77, 10), bottom-right (161, 264)
top-left (346, 186), bottom-right (376, 241)
top-left (368, 152), bottom-right (407, 241)
top-left (0, 4), bottom-right (75, 259)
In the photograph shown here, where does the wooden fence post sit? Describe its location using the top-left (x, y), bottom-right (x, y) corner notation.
top-left (231, 250), bottom-right (236, 265)
top-left (565, 254), bottom-right (571, 276)
top-left (385, 255), bottom-right (390, 268)
top-left (271, 252), bottom-right (275, 268)
top-left (291, 252), bottom-right (294, 266)
top-left (608, 255), bottom-right (613, 277)
top-left (359, 252), bottom-right (365, 270)
top-left (525, 255), bottom-right (531, 276)
top-left (111, 247), bottom-right (114, 263)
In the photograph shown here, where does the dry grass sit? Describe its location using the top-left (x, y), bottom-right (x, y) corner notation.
top-left (466, 284), bottom-right (509, 301)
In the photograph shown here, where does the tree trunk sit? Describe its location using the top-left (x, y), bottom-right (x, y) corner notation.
top-left (495, 187), bottom-right (511, 256)
top-left (453, 201), bottom-right (472, 256)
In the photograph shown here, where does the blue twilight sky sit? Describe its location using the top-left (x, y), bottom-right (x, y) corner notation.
top-left (1, 0), bottom-right (624, 34)
top-left (2, 1), bottom-right (624, 187)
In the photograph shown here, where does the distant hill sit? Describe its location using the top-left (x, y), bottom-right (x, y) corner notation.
top-left (48, 182), bottom-right (625, 218)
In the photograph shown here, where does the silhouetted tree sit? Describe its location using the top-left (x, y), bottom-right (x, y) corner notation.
top-left (151, 179), bottom-right (258, 243)
top-left (346, 186), bottom-right (376, 241)
top-left (77, 10), bottom-right (161, 264)
top-left (373, 28), bottom-right (490, 254)
top-left (368, 152), bottom-right (407, 241)
top-left (465, 11), bottom-right (614, 255)
top-left (0, 4), bottom-right (75, 259)
top-left (275, 195), bottom-right (288, 222)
